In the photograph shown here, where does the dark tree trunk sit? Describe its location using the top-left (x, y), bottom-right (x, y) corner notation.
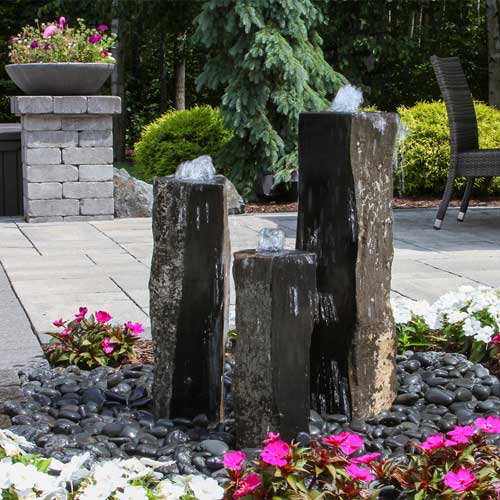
top-left (111, 10), bottom-right (126, 162)
top-left (159, 30), bottom-right (168, 113)
top-left (487, 0), bottom-right (500, 109)
top-left (175, 34), bottom-right (186, 111)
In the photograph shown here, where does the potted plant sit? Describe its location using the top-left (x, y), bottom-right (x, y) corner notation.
top-left (6, 17), bottom-right (116, 95)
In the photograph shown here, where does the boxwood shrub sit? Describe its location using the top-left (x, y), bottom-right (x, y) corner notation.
top-left (134, 105), bottom-right (233, 182)
top-left (396, 100), bottom-right (500, 196)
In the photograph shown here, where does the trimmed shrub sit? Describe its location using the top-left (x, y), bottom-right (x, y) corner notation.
top-left (396, 101), bottom-right (500, 196)
top-left (134, 105), bottom-right (233, 182)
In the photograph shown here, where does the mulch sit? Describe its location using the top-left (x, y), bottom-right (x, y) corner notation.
top-left (244, 197), bottom-right (500, 213)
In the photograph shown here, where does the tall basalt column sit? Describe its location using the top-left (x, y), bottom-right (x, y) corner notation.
top-left (150, 175), bottom-right (229, 421)
top-left (233, 247), bottom-right (317, 447)
top-left (297, 111), bottom-right (399, 419)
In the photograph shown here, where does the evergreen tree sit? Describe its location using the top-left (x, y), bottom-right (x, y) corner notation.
top-left (195, 0), bottom-right (346, 194)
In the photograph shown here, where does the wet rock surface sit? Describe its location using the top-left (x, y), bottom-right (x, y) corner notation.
top-left (2, 351), bottom-right (500, 479)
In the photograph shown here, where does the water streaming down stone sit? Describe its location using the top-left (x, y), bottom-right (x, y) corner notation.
top-left (297, 110), bottom-right (399, 420)
top-left (233, 229), bottom-right (317, 447)
top-left (150, 156), bottom-right (230, 422)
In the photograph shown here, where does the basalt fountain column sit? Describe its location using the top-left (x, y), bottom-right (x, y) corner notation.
top-left (233, 229), bottom-right (317, 447)
top-left (150, 156), bottom-right (230, 421)
top-left (296, 110), bottom-right (399, 420)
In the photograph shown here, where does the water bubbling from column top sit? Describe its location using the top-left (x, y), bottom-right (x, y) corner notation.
top-left (257, 228), bottom-right (285, 253)
top-left (327, 84), bottom-right (364, 113)
top-left (175, 155), bottom-right (216, 182)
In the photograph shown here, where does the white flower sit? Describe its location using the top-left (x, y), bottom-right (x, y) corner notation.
top-left (463, 317), bottom-right (482, 337)
top-left (446, 310), bottom-right (467, 324)
top-left (92, 461), bottom-right (127, 491)
top-left (0, 462), bottom-right (12, 489)
top-left (115, 485), bottom-right (149, 500)
top-left (33, 470), bottom-right (58, 493)
top-left (39, 488), bottom-right (68, 500)
top-left (53, 452), bottom-right (90, 484)
top-left (77, 481), bottom-right (113, 500)
top-left (8, 462), bottom-right (38, 491)
top-left (475, 325), bottom-right (495, 343)
top-left (188, 476), bottom-right (224, 500)
top-left (157, 479), bottom-right (185, 499)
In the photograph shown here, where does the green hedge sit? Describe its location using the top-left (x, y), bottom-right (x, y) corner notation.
top-left (396, 101), bottom-right (500, 196)
top-left (134, 105), bottom-right (233, 182)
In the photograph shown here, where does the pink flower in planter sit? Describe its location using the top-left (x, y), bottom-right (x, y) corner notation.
top-left (475, 416), bottom-right (500, 433)
top-left (97, 24), bottom-right (109, 32)
top-left (58, 17), bottom-right (66, 29)
top-left (43, 43), bottom-right (51, 51)
top-left (447, 425), bottom-right (475, 444)
top-left (125, 322), bottom-right (144, 334)
top-left (101, 337), bottom-right (114, 354)
top-left (491, 333), bottom-right (500, 343)
top-left (30, 40), bottom-right (39, 49)
top-left (42, 24), bottom-right (57, 38)
top-left (88, 33), bottom-right (102, 44)
top-left (233, 474), bottom-right (260, 499)
top-left (53, 318), bottom-right (65, 328)
top-left (260, 440), bottom-right (289, 467)
top-left (444, 467), bottom-right (476, 492)
top-left (74, 307), bottom-right (88, 324)
top-left (323, 431), bottom-right (363, 455)
top-left (422, 434), bottom-right (446, 452)
top-left (223, 451), bottom-right (246, 471)
top-left (95, 310), bottom-right (112, 323)
top-left (345, 464), bottom-right (375, 482)
top-left (60, 328), bottom-right (71, 337)
top-left (350, 452), bottom-right (381, 464)
top-left (263, 432), bottom-right (280, 444)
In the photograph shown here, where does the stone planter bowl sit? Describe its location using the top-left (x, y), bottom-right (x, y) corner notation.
top-left (6, 63), bottom-right (114, 95)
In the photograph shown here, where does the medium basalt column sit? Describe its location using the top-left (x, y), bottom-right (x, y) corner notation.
top-left (297, 111), bottom-right (398, 419)
top-left (150, 175), bottom-right (229, 421)
top-left (233, 243), bottom-right (317, 447)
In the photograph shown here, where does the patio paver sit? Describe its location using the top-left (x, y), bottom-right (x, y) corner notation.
top-left (0, 207), bottom-right (499, 348)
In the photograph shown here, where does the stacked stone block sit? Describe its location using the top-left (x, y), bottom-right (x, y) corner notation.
top-left (11, 96), bottom-right (121, 222)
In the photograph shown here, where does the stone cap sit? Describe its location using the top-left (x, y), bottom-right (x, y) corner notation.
top-left (11, 96), bottom-right (121, 115)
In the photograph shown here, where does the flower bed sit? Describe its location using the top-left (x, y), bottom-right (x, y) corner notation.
top-left (393, 286), bottom-right (500, 368)
top-left (223, 424), bottom-right (500, 499)
top-left (0, 429), bottom-right (224, 500)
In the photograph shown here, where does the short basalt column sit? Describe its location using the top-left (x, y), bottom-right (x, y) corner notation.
top-left (233, 229), bottom-right (317, 447)
top-left (296, 111), bottom-right (399, 419)
top-left (150, 161), bottom-right (229, 421)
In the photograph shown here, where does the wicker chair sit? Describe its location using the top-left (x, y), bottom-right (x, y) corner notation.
top-left (431, 55), bottom-right (500, 229)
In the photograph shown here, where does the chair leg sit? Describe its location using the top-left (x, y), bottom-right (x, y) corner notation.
top-left (434, 171), bottom-right (455, 230)
top-left (458, 177), bottom-right (474, 222)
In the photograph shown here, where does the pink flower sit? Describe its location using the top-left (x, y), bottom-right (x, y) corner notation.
top-left (263, 432), bottom-right (280, 445)
top-left (345, 464), bottom-right (375, 482)
top-left (350, 452), bottom-right (381, 464)
top-left (97, 24), bottom-right (109, 31)
top-left (233, 474), bottom-right (260, 499)
top-left (43, 43), bottom-right (51, 51)
top-left (30, 40), bottom-right (39, 49)
top-left (223, 451), bottom-right (246, 471)
top-left (475, 416), bottom-right (500, 434)
top-left (74, 306), bottom-right (88, 324)
top-left (60, 327), bottom-right (71, 337)
top-left (88, 33), bottom-right (102, 44)
top-left (95, 310), bottom-right (112, 323)
top-left (444, 467), bottom-right (476, 492)
top-left (322, 431), bottom-right (364, 455)
top-left (101, 337), bottom-right (115, 354)
top-left (491, 333), bottom-right (500, 343)
top-left (125, 321), bottom-right (144, 334)
top-left (53, 318), bottom-right (65, 328)
top-left (422, 434), bottom-right (446, 452)
top-left (260, 440), bottom-right (290, 467)
top-left (58, 17), bottom-right (66, 29)
top-left (42, 24), bottom-right (57, 38)
top-left (447, 425), bottom-right (475, 444)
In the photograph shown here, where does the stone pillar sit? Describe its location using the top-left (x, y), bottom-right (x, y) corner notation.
top-left (233, 249), bottom-right (317, 447)
top-left (150, 176), bottom-right (229, 422)
top-left (11, 96), bottom-right (121, 222)
top-left (296, 111), bottom-right (398, 420)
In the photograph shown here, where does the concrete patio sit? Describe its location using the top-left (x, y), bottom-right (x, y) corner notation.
top-left (1, 206), bottom-right (500, 369)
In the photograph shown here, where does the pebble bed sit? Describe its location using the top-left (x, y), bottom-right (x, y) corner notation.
top-left (2, 351), bottom-right (500, 481)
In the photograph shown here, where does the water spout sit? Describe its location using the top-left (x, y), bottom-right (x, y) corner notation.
top-left (175, 155), bottom-right (216, 182)
top-left (327, 85), bottom-right (363, 113)
top-left (257, 228), bottom-right (285, 253)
